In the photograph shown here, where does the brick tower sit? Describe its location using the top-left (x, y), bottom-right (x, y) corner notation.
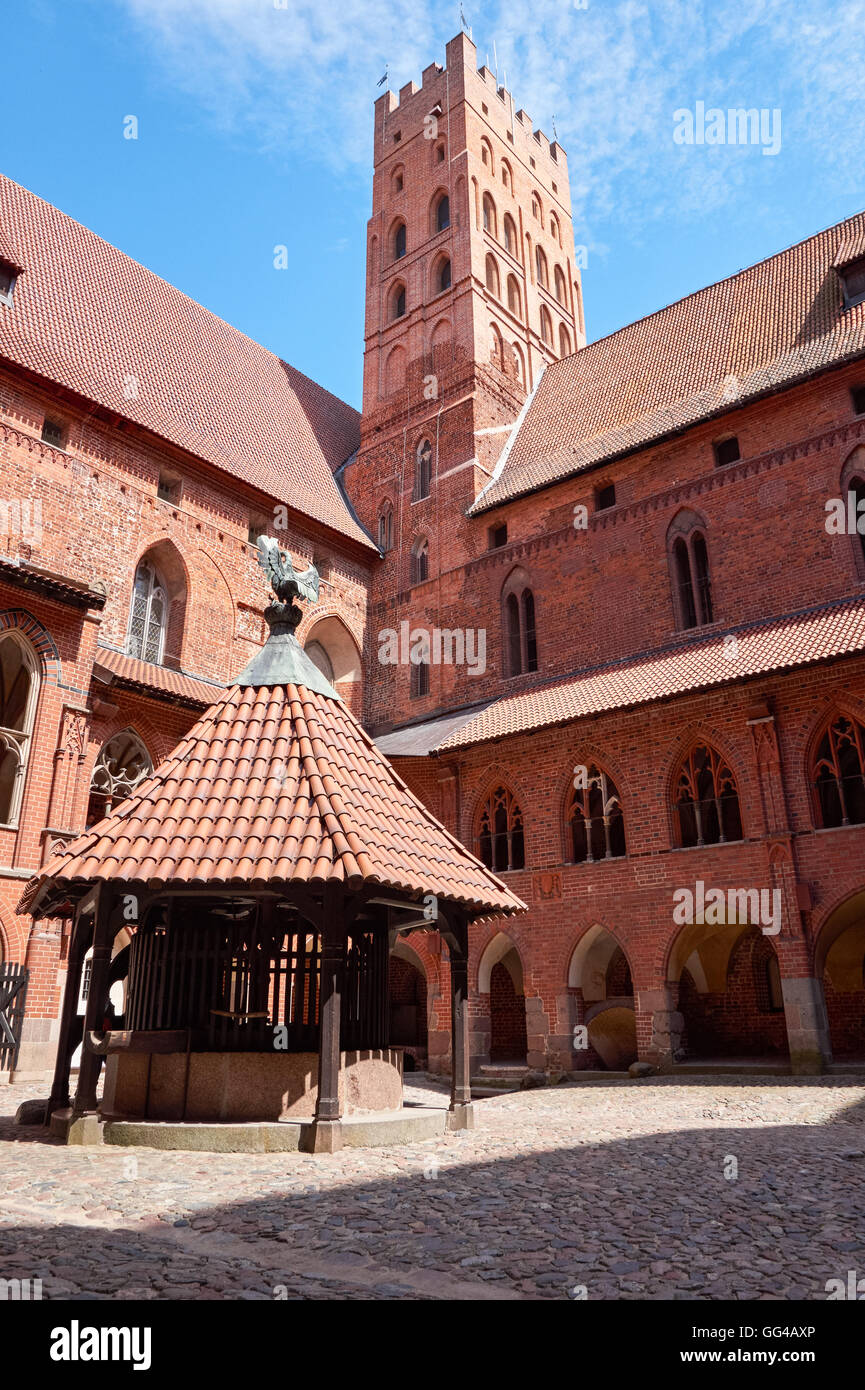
top-left (347, 30), bottom-right (585, 732)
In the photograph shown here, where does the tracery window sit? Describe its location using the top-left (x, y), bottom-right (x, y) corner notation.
top-left (0, 633), bottom-right (38, 826)
top-left (415, 438), bottom-right (432, 500)
top-left (503, 573), bottom-right (537, 676)
top-left (567, 764), bottom-right (626, 862)
top-left (378, 500), bottom-right (394, 552)
top-left (87, 729), bottom-right (152, 826)
top-left (668, 512), bottom-right (714, 630)
top-left (127, 561), bottom-right (168, 664)
top-left (477, 785), bottom-right (525, 872)
top-left (411, 537), bottom-right (429, 584)
top-left (812, 713), bottom-right (865, 828)
top-left (674, 744), bottom-right (742, 847)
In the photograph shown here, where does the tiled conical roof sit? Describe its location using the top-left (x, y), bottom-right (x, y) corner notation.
top-left (20, 652), bottom-right (525, 921)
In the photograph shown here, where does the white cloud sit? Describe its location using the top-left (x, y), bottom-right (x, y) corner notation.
top-left (115, 0), bottom-right (865, 241)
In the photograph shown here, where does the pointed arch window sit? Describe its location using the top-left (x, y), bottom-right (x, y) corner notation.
top-left (554, 265), bottom-right (567, 303)
top-left (389, 281), bottom-right (406, 321)
top-left (812, 712), bottom-right (865, 828)
top-left (540, 306), bottom-right (553, 346)
top-left (567, 764), bottom-right (626, 862)
top-left (434, 193), bottom-right (450, 233)
top-left (674, 744), bottom-right (742, 847)
top-left (433, 255), bottom-right (451, 294)
top-left (415, 439), bottom-right (432, 500)
top-left (410, 655), bottom-right (430, 698)
top-left (504, 214), bottom-right (517, 256)
top-left (550, 213), bottom-right (561, 246)
top-left (127, 561), bottom-right (168, 664)
top-left (502, 571), bottom-right (538, 676)
top-left (87, 729), bottom-right (152, 826)
top-left (477, 785), bottom-right (525, 872)
top-left (535, 245), bottom-right (549, 288)
top-left (411, 536), bottom-right (429, 584)
top-left (393, 221), bottom-right (407, 260)
top-left (507, 275), bottom-right (521, 316)
top-left (668, 512), bottom-right (714, 630)
top-left (0, 632), bottom-right (39, 826)
top-left (559, 324), bottom-right (571, 356)
top-left (482, 193), bottom-right (497, 237)
top-left (840, 448), bottom-right (865, 579)
top-left (378, 500), bottom-right (394, 552)
top-left (485, 253), bottom-right (500, 298)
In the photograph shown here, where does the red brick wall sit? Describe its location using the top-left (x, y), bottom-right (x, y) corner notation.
top-left (489, 961), bottom-right (527, 1061)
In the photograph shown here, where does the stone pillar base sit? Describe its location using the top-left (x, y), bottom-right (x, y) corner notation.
top-left (782, 976), bottom-right (832, 1075)
top-left (304, 1119), bottom-right (343, 1153)
top-left (446, 1102), bottom-right (474, 1131)
top-left (64, 1112), bottom-right (104, 1146)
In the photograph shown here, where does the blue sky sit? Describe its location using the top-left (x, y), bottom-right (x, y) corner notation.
top-left (2, 0), bottom-right (863, 410)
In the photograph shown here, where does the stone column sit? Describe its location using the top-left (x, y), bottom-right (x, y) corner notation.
top-left (782, 976), bottom-right (832, 1075)
top-left (637, 985), bottom-right (684, 1073)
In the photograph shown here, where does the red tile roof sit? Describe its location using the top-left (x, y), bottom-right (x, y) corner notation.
top-left (0, 174), bottom-right (372, 548)
top-left (20, 681), bottom-right (525, 918)
top-left (426, 598), bottom-right (865, 750)
top-left (93, 646), bottom-right (224, 709)
top-left (473, 211), bottom-right (865, 513)
top-left (0, 555), bottom-right (106, 610)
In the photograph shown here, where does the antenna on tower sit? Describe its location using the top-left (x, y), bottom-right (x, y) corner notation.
top-left (552, 114), bottom-right (558, 142)
top-left (493, 39), bottom-right (499, 82)
top-left (459, 3), bottom-right (469, 34)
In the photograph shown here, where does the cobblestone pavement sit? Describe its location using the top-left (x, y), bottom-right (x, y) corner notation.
top-left (2, 1075), bottom-right (865, 1301)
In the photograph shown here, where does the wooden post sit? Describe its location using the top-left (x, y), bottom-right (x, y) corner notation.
top-left (72, 885), bottom-right (115, 1116)
top-left (447, 912), bottom-right (474, 1129)
top-left (46, 907), bottom-right (91, 1118)
top-left (309, 885), bottom-right (344, 1153)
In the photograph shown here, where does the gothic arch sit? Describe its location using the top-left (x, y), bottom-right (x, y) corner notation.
top-left (301, 614), bottom-right (362, 686)
top-left (807, 703), bottom-right (865, 830)
top-left (0, 609), bottom-right (60, 684)
top-left (429, 316), bottom-right (452, 349)
top-left (385, 345), bottom-right (406, 395)
top-left (560, 751), bottom-right (629, 863)
top-left (130, 538), bottom-right (189, 667)
top-left (478, 930), bottom-right (523, 994)
top-left (667, 733), bottom-right (744, 849)
top-left (840, 441), bottom-right (865, 580)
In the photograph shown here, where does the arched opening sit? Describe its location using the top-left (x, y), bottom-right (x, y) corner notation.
top-left (673, 743), bottom-right (742, 847)
top-left (668, 509), bottom-right (714, 629)
top-left (485, 253), bottom-right (500, 298)
top-left (504, 214), bottom-right (517, 256)
top-left (501, 567), bottom-right (538, 676)
top-left (410, 536), bottom-right (429, 584)
top-left (540, 306), bottom-right (553, 347)
top-left (391, 219), bottom-right (407, 261)
top-left (389, 280), bottom-right (406, 321)
top-left (554, 265), bottom-right (567, 303)
top-left (567, 763), bottom-right (626, 862)
top-left (432, 254), bottom-right (451, 295)
top-left (87, 729), bottom-right (152, 826)
top-left (535, 245), bottom-right (549, 289)
top-left (476, 784), bottom-right (525, 872)
top-left (568, 925), bottom-right (636, 1070)
top-left (385, 345), bottom-right (406, 394)
top-left (507, 274), bottom-right (521, 316)
top-left (303, 616), bottom-right (362, 706)
top-left (0, 631), bottom-right (39, 827)
top-left (415, 438), bottom-right (433, 500)
top-left (816, 889), bottom-right (865, 1060)
top-left (478, 932), bottom-right (527, 1066)
top-left (388, 945), bottom-right (428, 1070)
top-left (811, 711), bottom-right (865, 828)
top-left (482, 192), bottom-right (497, 238)
top-left (377, 499), bottom-right (394, 552)
top-left (432, 191), bottom-right (450, 234)
top-left (669, 920), bottom-right (788, 1065)
top-left (559, 323), bottom-right (571, 356)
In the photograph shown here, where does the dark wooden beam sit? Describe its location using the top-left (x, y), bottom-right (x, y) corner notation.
top-left (72, 885), bottom-right (116, 1115)
top-left (46, 906), bottom-right (91, 1118)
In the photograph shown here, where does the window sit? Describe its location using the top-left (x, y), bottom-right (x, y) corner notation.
top-left (393, 222), bottom-right (407, 260)
top-left (540, 307), bottom-right (553, 346)
top-left (504, 215), bottom-right (517, 256)
top-left (158, 471), bottom-right (182, 504)
top-left (488, 523), bottom-right (508, 549)
top-left (554, 265), bottom-right (567, 303)
top-left (507, 275), bottom-right (521, 316)
top-left (535, 245), bottom-right (548, 288)
top-left (415, 438), bottom-right (432, 500)
top-left (390, 281), bottom-right (406, 320)
top-left (485, 254), bottom-right (500, 298)
top-left (503, 572), bottom-right (538, 676)
top-left (477, 785), bottom-right (525, 872)
top-left (501, 160), bottom-right (512, 192)
top-left (482, 193), bottom-right (497, 238)
top-left (812, 712), bottom-right (865, 828)
top-left (852, 386), bottom-right (865, 416)
top-left (411, 536), bottom-right (429, 584)
top-left (840, 256), bottom-right (865, 308)
top-left (531, 195), bottom-right (541, 222)
top-left (435, 256), bottom-right (451, 293)
top-left (87, 729), bottom-right (152, 826)
top-left (435, 142), bottom-right (446, 163)
top-left (481, 139), bottom-right (493, 171)
top-left (392, 167), bottom-right (404, 194)
top-left (410, 655), bottom-right (430, 698)
top-left (0, 260), bottom-right (17, 306)
top-left (567, 764), bottom-right (626, 862)
top-left (714, 436), bottom-right (741, 467)
top-left (674, 744), bottom-right (743, 847)
top-left (550, 213), bottom-right (561, 246)
top-left (668, 512), bottom-right (714, 629)
top-left (127, 560), bottom-right (168, 664)
top-left (595, 483), bottom-right (616, 511)
top-left (559, 324), bottom-right (571, 356)
top-left (0, 633), bottom-right (39, 826)
top-left (378, 501), bottom-right (393, 552)
top-left (434, 193), bottom-right (450, 232)
top-left (41, 417), bottom-right (66, 449)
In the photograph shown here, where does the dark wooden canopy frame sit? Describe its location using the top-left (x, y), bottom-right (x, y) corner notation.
top-left (46, 878), bottom-right (474, 1152)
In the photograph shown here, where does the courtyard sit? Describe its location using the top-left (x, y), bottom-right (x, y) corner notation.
top-left (2, 1073), bottom-right (864, 1302)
